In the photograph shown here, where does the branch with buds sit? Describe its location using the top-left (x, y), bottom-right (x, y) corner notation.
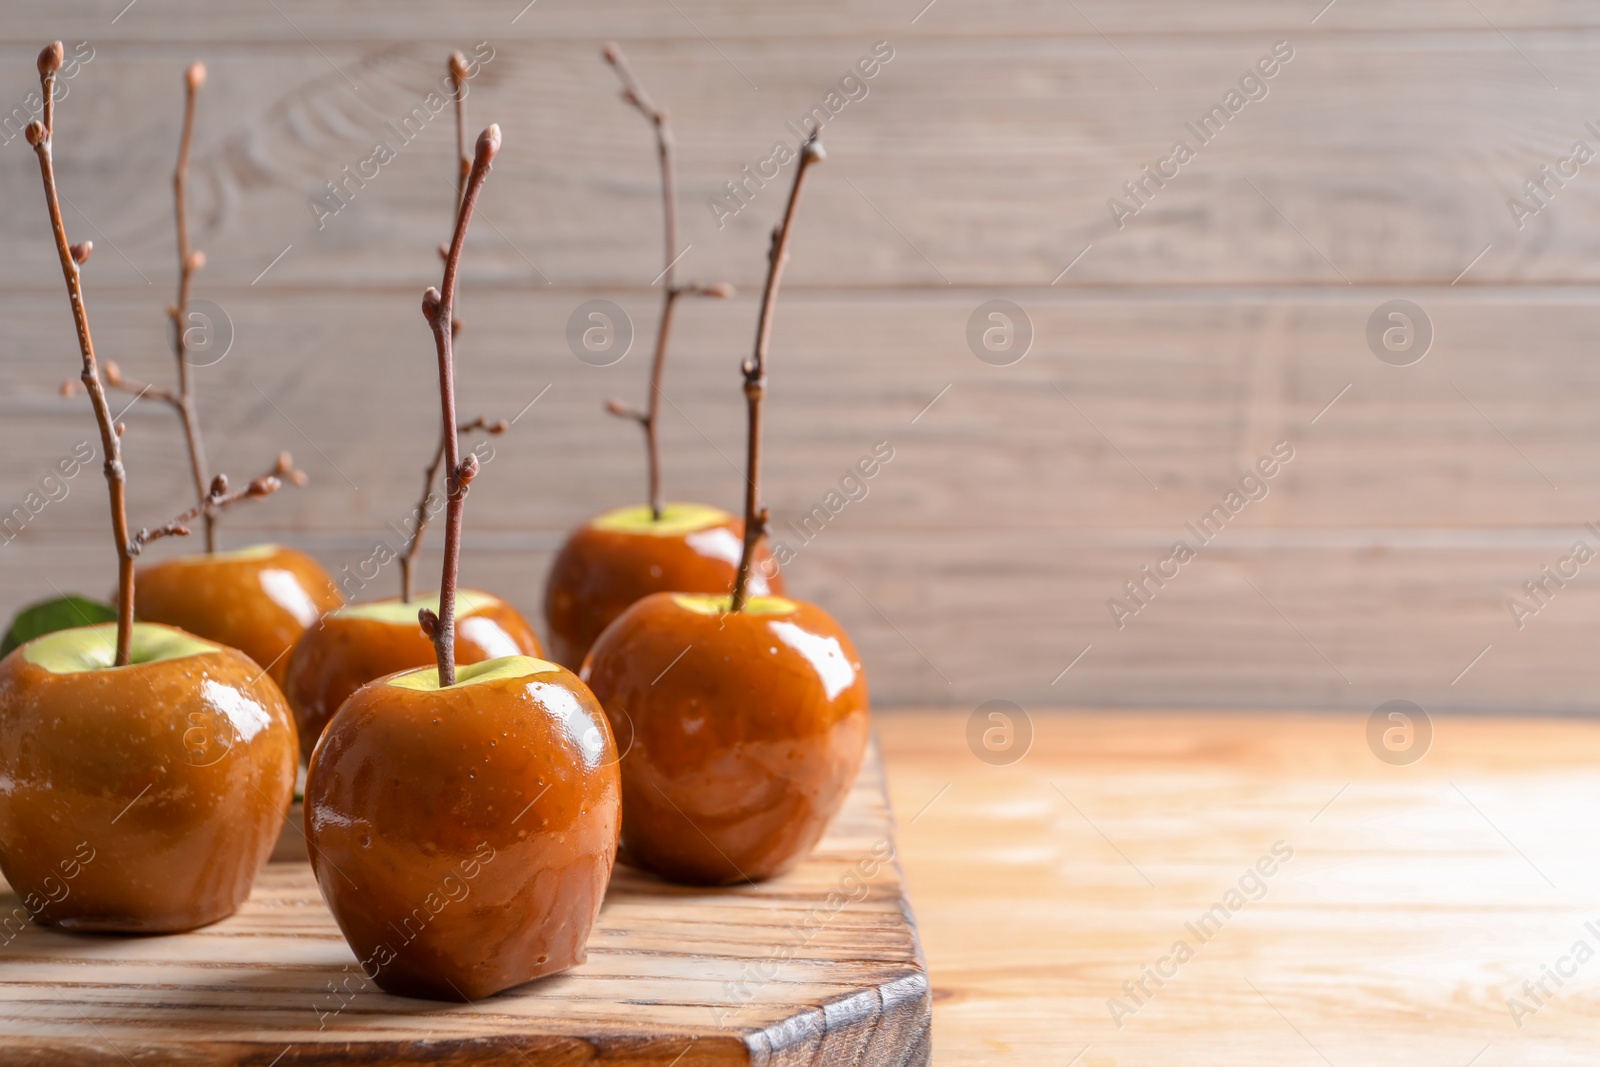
top-left (398, 51), bottom-right (509, 604)
top-left (602, 42), bottom-right (734, 520)
top-left (57, 59), bottom-right (304, 553)
top-left (417, 124), bottom-right (500, 686)
top-left (729, 137), bottom-right (824, 613)
top-left (27, 41), bottom-right (137, 664)
top-left (398, 415), bottom-right (506, 602)
top-left (129, 471), bottom-right (282, 555)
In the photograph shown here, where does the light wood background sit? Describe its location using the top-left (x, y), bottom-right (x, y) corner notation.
top-left (881, 708), bottom-right (1600, 1065)
top-left (3, 1), bottom-right (1600, 712)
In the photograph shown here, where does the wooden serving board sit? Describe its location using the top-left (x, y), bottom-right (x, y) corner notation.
top-left (0, 738), bottom-right (929, 1066)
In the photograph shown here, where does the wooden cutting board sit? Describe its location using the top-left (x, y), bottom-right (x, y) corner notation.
top-left (0, 737), bottom-right (929, 1066)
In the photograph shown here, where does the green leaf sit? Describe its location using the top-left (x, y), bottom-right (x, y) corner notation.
top-left (1, 596), bottom-right (118, 658)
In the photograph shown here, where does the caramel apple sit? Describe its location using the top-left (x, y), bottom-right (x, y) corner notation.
top-left (543, 46), bottom-right (759, 668)
top-left (583, 593), bottom-right (866, 884)
top-left (0, 624), bottom-right (298, 931)
top-left (12, 42), bottom-right (296, 934)
top-left (583, 136), bottom-right (866, 886)
top-left (544, 501), bottom-right (783, 667)
top-left (305, 654), bottom-right (618, 999)
top-left (136, 543), bottom-right (342, 687)
top-left (284, 588), bottom-right (541, 761)
top-left (308, 122), bottom-right (619, 1001)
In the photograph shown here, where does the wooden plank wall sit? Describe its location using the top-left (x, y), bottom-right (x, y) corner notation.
top-left (2, 1), bottom-right (1599, 712)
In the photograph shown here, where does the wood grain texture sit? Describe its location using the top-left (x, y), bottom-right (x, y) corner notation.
top-left (5, 291), bottom-right (1600, 712)
top-left (879, 708), bottom-right (1600, 1065)
top-left (2, 34), bottom-right (1599, 291)
top-left (2, 2), bottom-right (1598, 714)
top-left (0, 739), bottom-right (930, 1066)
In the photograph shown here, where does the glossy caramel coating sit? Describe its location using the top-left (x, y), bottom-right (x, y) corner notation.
top-left (136, 544), bottom-right (343, 687)
top-left (582, 593), bottom-right (869, 885)
top-left (305, 657), bottom-right (620, 1001)
top-left (0, 624), bottom-right (298, 932)
top-left (283, 591), bottom-right (541, 762)
top-left (544, 504), bottom-right (784, 669)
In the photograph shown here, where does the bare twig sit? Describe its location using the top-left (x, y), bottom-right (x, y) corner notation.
top-left (417, 125), bottom-right (499, 686)
top-left (449, 50), bottom-right (472, 218)
top-left (397, 416), bottom-right (505, 602)
top-left (729, 137), bottom-right (824, 613)
top-left (171, 61), bottom-right (216, 549)
top-left (603, 42), bottom-right (733, 520)
top-left (130, 471), bottom-right (281, 556)
top-left (60, 62), bottom-right (302, 552)
top-left (399, 50), bottom-right (504, 604)
top-left (27, 42), bottom-right (137, 665)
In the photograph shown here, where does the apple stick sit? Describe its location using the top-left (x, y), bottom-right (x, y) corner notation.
top-left (170, 62), bottom-right (215, 549)
top-left (62, 62), bottom-right (308, 548)
top-left (601, 43), bottom-right (733, 521)
top-left (26, 43), bottom-right (139, 664)
top-left (417, 125), bottom-right (500, 686)
top-left (728, 138), bottom-right (824, 614)
top-left (398, 415), bottom-right (504, 602)
top-left (398, 51), bottom-right (506, 603)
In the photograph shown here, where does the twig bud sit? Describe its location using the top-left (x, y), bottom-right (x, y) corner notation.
top-left (38, 42), bottom-right (63, 76)
top-left (421, 286), bottom-right (442, 322)
top-left (605, 398), bottom-right (630, 416)
top-left (209, 474), bottom-right (228, 498)
top-left (186, 62), bottom-right (206, 90)
top-left (24, 121), bottom-right (45, 147)
top-left (437, 242), bottom-right (449, 261)
top-left (70, 241), bottom-right (92, 264)
top-left (475, 124), bottom-right (501, 165)
top-left (449, 50), bottom-right (470, 87)
top-left (458, 453), bottom-right (480, 484)
top-left (103, 360), bottom-right (122, 385)
top-left (418, 608), bottom-right (440, 639)
top-left (114, 422), bottom-right (127, 437)
top-left (59, 380), bottom-right (76, 398)
top-left (603, 42), bottom-right (621, 65)
top-left (248, 476), bottom-right (280, 497)
top-left (186, 250), bottom-right (206, 272)
top-left (274, 451), bottom-right (295, 475)
top-left (802, 138), bottom-right (826, 164)
top-left (702, 281), bottom-right (734, 298)
top-left (488, 419), bottom-right (508, 434)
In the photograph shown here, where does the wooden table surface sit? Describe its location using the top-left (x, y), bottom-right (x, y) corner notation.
top-left (878, 708), bottom-right (1600, 1066)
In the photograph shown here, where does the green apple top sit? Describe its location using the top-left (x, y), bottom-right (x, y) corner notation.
top-left (589, 502), bottom-right (730, 537)
top-left (21, 622), bottom-right (219, 673)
